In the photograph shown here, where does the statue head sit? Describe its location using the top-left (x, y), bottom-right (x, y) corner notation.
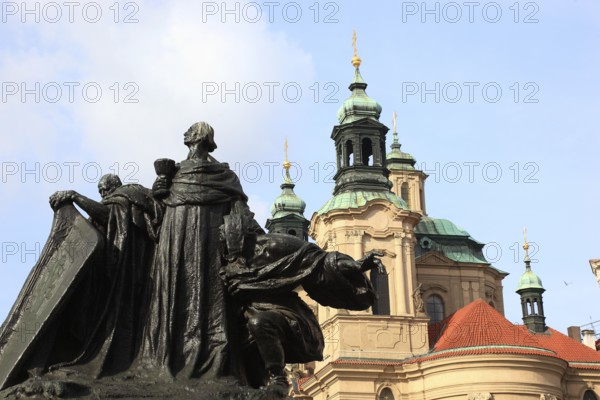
top-left (183, 121), bottom-right (217, 152)
top-left (98, 174), bottom-right (123, 198)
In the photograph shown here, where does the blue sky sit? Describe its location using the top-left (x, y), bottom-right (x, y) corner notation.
top-left (1, 1), bottom-right (599, 335)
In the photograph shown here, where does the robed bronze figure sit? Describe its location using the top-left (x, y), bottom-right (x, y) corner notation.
top-left (0, 122), bottom-right (381, 399)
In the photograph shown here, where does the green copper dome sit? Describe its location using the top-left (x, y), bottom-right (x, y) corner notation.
top-left (337, 67), bottom-right (382, 124)
top-left (317, 190), bottom-right (408, 215)
top-left (517, 266), bottom-right (544, 291)
top-left (270, 174), bottom-right (306, 219)
top-left (516, 239), bottom-right (544, 292)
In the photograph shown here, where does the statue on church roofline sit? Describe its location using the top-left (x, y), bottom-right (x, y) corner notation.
top-left (590, 259), bottom-right (600, 287)
top-left (0, 121), bottom-right (383, 399)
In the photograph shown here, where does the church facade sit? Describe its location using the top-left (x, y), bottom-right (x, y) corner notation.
top-left (265, 48), bottom-right (600, 400)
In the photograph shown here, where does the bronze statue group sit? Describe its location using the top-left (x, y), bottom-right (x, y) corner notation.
top-left (0, 122), bottom-right (383, 398)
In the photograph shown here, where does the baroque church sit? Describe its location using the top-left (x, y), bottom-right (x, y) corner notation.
top-left (264, 44), bottom-right (600, 400)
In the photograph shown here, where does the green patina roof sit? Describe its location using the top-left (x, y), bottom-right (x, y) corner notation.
top-left (443, 245), bottom-right (488, 264)
top-left (415, 217), bottom-right (507, 272)
top-left (517, 266), bottom-right (544, 291)
top-left (336, 67), bottom-right (382, 124)
top-left (270, 175), bottom-right (306, 219)
top-left (386, 131), bottom-right (417, 171)
top-left (416, 217), bottom-right (471, 237)
top-left (387, 156), bottom-right (416, 171)
top-left (317, 190), bottom-right (408, 215)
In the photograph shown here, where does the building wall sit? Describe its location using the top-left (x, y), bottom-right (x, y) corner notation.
top-left (416, 255), bottom-right (506, 319)
top-left (302, 354), bottom-right (600, 400)
top-left (316, 314), bottom-right (429, 371)
top-left (310, 200), bottom-right (421, 320)
top-left (563, 369), bottom-right (600, 400)
top-left (406, 355), bottom-right (567, 400)
top-left (390, 171), bottom-right (427, 216)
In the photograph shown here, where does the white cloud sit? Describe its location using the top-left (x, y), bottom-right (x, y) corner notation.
top-left (2, 0), bottom-right (316, 174)
top-left (0, 1), bottom-right (318, 319)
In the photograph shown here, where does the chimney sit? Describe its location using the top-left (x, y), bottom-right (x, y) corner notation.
top-left (568, 326), bottom-right (582, 342)
top-left (581, 329), bottom-right (597, 350)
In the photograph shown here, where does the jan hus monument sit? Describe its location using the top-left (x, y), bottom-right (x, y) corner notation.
top-left (0, 121), bottom-right (382, 399)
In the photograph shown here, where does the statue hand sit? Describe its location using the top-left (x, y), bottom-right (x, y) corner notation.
top-left (49, 190), bottom-right (77, 211)
top-left (152, 176), bottom-right (170, 197)
top-left (63, 190), bottom-right (77, 200)
top-left (49, 194), bottom-right (59, 211)
top-left (358, 250), bottom-right (386, 273)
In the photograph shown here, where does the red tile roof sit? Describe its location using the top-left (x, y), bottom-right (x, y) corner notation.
top-left (299, 300), bottom-right (600, 391)
top-left (430, 299), bottom-right (542, 351)
top-left (534, 327), bottom-right (600, 365)
top-left (418, 299), bottom-right (600, 368)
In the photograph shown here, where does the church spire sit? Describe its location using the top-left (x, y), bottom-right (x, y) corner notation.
top-left (265, 139), bottom-right (309, 240)
top-left (387, 111), bottom-right (417, 171)
top-left (392, 111), bottom-right (399, 147)
top-left (282, 137), bottom-right (293, 185)
top-left (351, 29), bottom-right (361, 68)
top-left (336, 31), bottom-right (382, 125)
top-left (385, 111), bottom-right (427, 214)
top-left (329, 32), bottom-right (393, 197)
top-left (516, 227), bottom-right (547, 333)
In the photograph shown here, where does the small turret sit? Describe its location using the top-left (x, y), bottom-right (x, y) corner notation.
top-left (516, 227), bottom-right (546, 333)
top-left (385, 111), bottom-right (427, 215)
top-left (265, 140), bottom-right (309, 241)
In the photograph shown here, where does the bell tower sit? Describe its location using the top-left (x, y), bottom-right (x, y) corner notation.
top-left (307, 35), bottom-right (428, 395)
top-left (387, 111), bottom-right (428, 215)
top-left (332, 32), bottom-right (391, 196)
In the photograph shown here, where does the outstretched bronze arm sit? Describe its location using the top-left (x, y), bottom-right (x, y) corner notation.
top-left (357, 250), bottom-right (386, 274)
top-left (49, 190), bottom-right (110, 226)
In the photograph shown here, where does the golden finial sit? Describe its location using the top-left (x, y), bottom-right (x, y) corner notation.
top-left (351, 30), bottom-right (362, 68)
top-left (523, 226), bottom-right (530, 262)
top-left (392, 111), bottom-right (397, 134)
top-left (283, 138), bottom-right (291, 171)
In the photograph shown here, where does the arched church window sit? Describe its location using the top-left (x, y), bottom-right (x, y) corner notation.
top-left (361, 138), bottom-right (373, 165)
top-left (584, 390), bottom-right (598, 400)
top-left (378, 387), bottom-right (395, 400)
top-left (426, 295), bottom-right (445, 323)
top-left (370, 267), bottom-right (390, 315)
top-left (345, 140), bottom-right (354, 166)
top-left (400, 182), bottom-right (410, 208)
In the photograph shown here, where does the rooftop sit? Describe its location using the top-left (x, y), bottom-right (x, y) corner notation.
top-left (420, 299), bottom-right (600, 368)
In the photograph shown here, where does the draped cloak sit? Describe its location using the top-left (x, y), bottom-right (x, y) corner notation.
top-left (0, 184), bottom-right (161, 388)
top-left (138, 159), bottom-right (251, 381)
top-left (221, 233), bottom-right (377, 366)
top-left (57, 184), bottom-right (162, 377)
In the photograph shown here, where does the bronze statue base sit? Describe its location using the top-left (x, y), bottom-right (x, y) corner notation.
top-left (0, 370), bottom-right (292, 399)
